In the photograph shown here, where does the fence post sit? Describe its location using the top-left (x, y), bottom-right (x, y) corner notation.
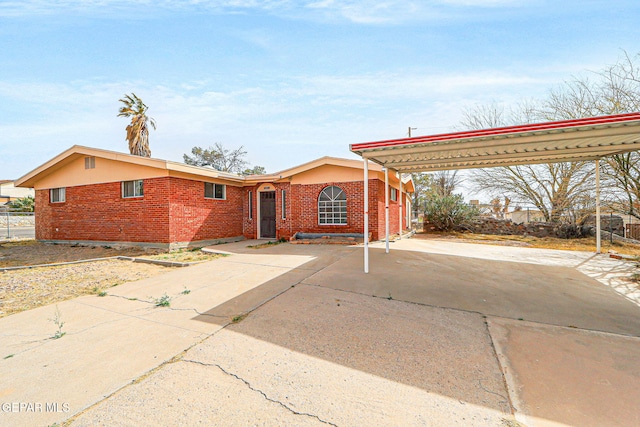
top-left (5, 210), bottom-right (9, 238)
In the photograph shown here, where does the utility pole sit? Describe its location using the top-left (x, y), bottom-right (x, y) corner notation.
top-left (408, 127), bottom-right (417, 137)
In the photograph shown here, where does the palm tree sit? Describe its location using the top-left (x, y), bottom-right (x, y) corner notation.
top-left (118, 93), bottom-right (156, 157)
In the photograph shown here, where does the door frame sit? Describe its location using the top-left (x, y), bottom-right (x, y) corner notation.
top-left (257, 184), bottom-right (276, 239)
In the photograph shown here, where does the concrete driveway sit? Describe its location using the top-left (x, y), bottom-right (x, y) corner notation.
top-left (1, 238), bottom-right (638, 426)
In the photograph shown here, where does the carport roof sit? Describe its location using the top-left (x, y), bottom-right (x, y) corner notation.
top-left (350, 113), bottom-right (640, 173)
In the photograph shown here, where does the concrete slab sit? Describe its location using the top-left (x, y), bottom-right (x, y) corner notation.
top-left (76, 284), bottom-right (517, 426)
top-left (307, 245), bottom-right (640, 336)
top-left (3, 237), bottom-right (639, 426)
top-left (207, 284), bottom-right (512, 415)
top-left (0, 248), bottom-right (316, 427)
top-left (488, 317), bottom-right (640, 427)
top-left (381, 238), bottom-right (640, 304)
top-left (72, 361), bottom-right (325, 427)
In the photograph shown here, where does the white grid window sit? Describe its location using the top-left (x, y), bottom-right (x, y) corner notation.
top-left (122, 180), bottom-right (144, 198)
top-left (318, 186), bottom-right (347, 225)
top-left (205, 182), bottom-right (225, 200)
top-left (50, 187), bottom-right (66, 203)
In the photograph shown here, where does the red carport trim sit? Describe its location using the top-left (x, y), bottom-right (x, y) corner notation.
top-left (350, 112), bottom-right (640, 151)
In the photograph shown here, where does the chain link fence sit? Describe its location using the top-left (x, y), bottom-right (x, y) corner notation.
top-left (0, 210), bottom-right (35, 239)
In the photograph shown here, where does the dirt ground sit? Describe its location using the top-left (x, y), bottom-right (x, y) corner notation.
top-left (417, 231), bottom-right (640, 257)
top-left (0, 240), bottom-right (162, 267)
top-left (0, 241), bottom-right (220, 318)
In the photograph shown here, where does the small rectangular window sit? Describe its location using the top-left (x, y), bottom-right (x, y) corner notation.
top-left (85, 156), bottom-right (96, 169)
top-left (248, 191), bottom-right (253, 219)
top-left (50, 187), bottom-right (65, 203)
top-left (391, 188), bottom-right (398, 202)
top-left (122, 180), bottom-right (144, 198)
top-left (205, 182), bottom-right (226, 200)
top-left (281, 190), bottom-right (287, 219)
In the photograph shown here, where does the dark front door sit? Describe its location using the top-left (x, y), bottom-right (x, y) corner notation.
top-left (260, 191), bottom-right (276, 238)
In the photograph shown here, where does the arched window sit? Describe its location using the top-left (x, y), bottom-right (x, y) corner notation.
top-left (318, 186), bottom-right (347, 225)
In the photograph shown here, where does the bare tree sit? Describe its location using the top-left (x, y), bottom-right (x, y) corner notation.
top-left (431, 170), bottom-right (462, 197)
top-left (410, 173), bottom-right (433, 217)
top-left (472, 163), bottom-right (593, 223)
top-left (537, 51), bottom-right (640, 219)
top-left (184, 143), bottom-right (250, 174)
top-left (462, 102), bottom-right (594, 223)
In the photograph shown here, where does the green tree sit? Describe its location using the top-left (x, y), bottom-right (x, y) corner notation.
top-left (7, 196), bottom-right (35, 212)
top-left (410, 173), bottom-right (432, 218)
top-left (242, 166), bottom-right (267, 175)
top-left (118, 93), bottom-right (156, 157)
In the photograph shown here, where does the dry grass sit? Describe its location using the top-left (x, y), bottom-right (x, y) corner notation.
top-left (415, 231), bottom-right (640, 257)
top-left (0, 259), bottom-right (167, 318)
top-left (0, 240), bottom-right (162, 267)
top-left (0, 241), bottom-right (222, 318)
top-left (140, 248), bottom-right (222, 263)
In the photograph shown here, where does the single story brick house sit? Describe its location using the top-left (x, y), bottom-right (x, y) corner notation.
top-left (15, 146), bottom-right (413, 249)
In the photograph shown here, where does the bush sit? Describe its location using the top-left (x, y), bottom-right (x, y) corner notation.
top-left (424, 194), bottom-right (478, 231)
top-left (7, 196), bottom-right (34, 212)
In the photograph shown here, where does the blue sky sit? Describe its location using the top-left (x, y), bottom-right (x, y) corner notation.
top-left (1, 0), bottom-right (640, 180)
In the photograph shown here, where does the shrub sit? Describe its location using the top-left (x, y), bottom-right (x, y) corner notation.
top-left (7, 196), bottom-right (34, 212)
top-left (424, 194), bottom-right (478, 231)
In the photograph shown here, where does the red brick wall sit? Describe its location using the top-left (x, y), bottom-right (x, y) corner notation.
top-left (288, 180), bottom-right (381, 240)
top-left (242, 187), bottom-right (257, 239)
top-left (168, 177), bottom-right (244, 243)
top-left (35, 177), bottom-right (244, 245)
top-left (35, 176), bottom-right (409, 245)
top-left (36, 179), bottom-right (171, 243)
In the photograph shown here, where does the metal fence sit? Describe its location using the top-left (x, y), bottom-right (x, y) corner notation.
top-left (1, 211), bottom-right (35, 239)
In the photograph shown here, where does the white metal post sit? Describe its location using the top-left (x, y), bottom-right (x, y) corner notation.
top-left (595, 159), bottom-right (601, 254)
top-left (399, 174), bottom-right (403, 239)
top-left (385, 167), bottom-right (389, 253)
top-left (364, 159), bottom-right (369, 273)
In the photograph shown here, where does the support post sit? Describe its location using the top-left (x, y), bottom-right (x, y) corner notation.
top-left (399, 173), bottom-right (403, 239)
top-left (385, 167), bottom-right (389, 253)
top-left (596, 159), bottom-right (601, 254)
top-left (364, 159), bottom-right (369, 273)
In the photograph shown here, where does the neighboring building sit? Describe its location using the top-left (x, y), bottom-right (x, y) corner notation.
top-left (505, 209), bottom-right (545, 224)
top-left (15, 146), bottom-right (413, 249)
top-left (0, 180), bottom-right (34, 205)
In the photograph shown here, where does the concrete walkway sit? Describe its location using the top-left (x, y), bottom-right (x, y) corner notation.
top-left (1, 238), bottom-right (639, 426)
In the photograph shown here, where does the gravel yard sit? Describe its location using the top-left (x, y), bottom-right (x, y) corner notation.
top-left (0, 241), bottom-right (219, 318)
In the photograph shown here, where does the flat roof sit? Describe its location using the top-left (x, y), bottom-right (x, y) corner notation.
top-left (350, 113), bottom-right (640, 172)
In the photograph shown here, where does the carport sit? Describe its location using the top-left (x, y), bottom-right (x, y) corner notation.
top-left (350, 112), bottom-right (640, 272)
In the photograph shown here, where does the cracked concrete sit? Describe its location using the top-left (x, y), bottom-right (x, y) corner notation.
top-left (1, 238), bottom-right (639, 427)
top-left (183, 358), bottom-right (338, 426)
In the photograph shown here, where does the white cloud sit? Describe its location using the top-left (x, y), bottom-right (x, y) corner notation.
top-left (0, 65), bottom-right (562, 178)
top-left (0, 0), bottom-right (532, 23)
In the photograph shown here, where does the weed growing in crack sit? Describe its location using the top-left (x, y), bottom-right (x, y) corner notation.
top-left (155, 294), bottom-right (171, 307)
top-left (181, 287), bottom-right (191, 295)
top-left (231, 314), bottom-right (247, 323)
top-left (97, 290), bottom-right (107, 297)
top-left (4, 354), bottom-right (14, 359)
top-left (50, 305), bottom-right (66, 339)
top-left (387, 292), bottom-right (393, 300)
